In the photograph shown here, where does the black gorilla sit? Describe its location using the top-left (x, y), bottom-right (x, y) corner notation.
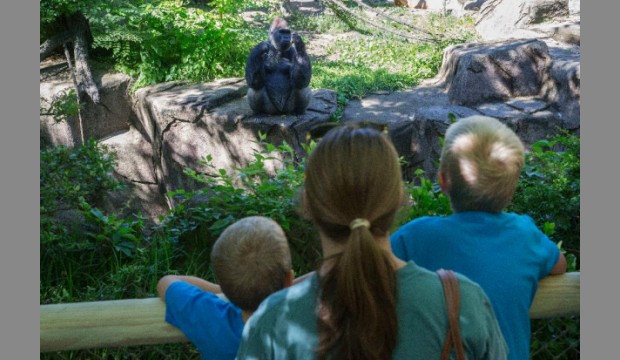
top-left (245, 17), bottom-right (312, 115)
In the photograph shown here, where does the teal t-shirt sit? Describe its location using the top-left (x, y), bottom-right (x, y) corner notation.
top-left (236, 261), bottom-right (507, 359)
top-left (391, 211), bottom-right (561, 360)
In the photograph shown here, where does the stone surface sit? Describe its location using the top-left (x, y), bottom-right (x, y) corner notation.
top-left (506, 98), bottom-right (550, 113)
top-left (568, 0), bottom-right (579, 16)
top-left (132, 80), bottom-right (337, 207)
top-left (436, 39), bottom-right (551, 105)
top-left (476, 0), bottom-right (570, 41)
top-left (40, 61), bottom-right (133, 147)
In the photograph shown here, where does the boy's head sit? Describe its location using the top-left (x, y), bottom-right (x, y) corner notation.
top-left (211, 216), bottom-right (293, 312)
top-left (439, 115), bottom-right (525, 213)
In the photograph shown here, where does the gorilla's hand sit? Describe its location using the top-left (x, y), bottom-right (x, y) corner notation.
top-left (292, 33), bottom-right (306, 52)
top-left (259, 41), bottom-right (271, 55)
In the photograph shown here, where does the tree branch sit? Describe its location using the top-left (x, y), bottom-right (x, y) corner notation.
top-left (40, 30), bottom-right (73, 62)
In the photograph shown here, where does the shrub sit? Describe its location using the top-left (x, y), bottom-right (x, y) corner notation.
top-left (40, 139), bottom-right (152, 303)
top-left (90, 0), bottom-right (257, 88)
top-left (509, 131), bottom-right (580, 269)
top-left (161, 136), bottom-right (321, 276)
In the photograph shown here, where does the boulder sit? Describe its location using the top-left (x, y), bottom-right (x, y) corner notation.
top-left (100, 128), bottom-right (169, 219)
top-left (476, 0), bottom-right (570, 41)
top-left (568, 0), bottom-right (579, 16)
top-left (40, 66), bottom-right (133, 148)
top-left (436, 39), bottom-right (552, 105)
top-left (517, 0), bottom-right (569, 26)
top-left (132, 79), bottom-right (337, 207)
top-left (342, 86), bottom-right (480, 180)
top-left (541, 52), bottom-right (580, 130)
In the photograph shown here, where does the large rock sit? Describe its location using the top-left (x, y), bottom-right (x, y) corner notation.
top-left (568, 0), bottom-right (579, 16)
top-left (541, 45), bottom-right (580, 130)
top-left (40, 63), bottom-right (133, 148)
top-left (132, 79), bottom-right (337, 206)
top-left (343, 87), bottom-right (479, 180)
top-left (436, 39), bottom-right (551, 105)
top-left (343, 53), bottom-right (577, 182)
top-left (476, 0), bottom-right (569, 41)
top-left (100, 128), bottom-right (169, 219)
top-left (40, 62), bottom-right (337, 220)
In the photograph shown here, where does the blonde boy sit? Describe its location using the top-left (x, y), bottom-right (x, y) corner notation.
top-left (391, 115), bottom-right (566, 360)
top-left (157, 216), bottom-right (293, 360)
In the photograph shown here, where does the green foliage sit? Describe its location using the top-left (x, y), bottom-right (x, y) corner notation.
top-left (508, 132), bottom-right (580, 358)
top-left (40, 139), bottom-right (121, 216)
top-left (393, 169), bottom-right (452, 231)
top-left (41, 88), bottom-right (81, 123)
top-left (509, 132), bottom-right (580, 266)
top-left (530, 316), bottom-right (580, 359)
top-left (40, 140), bottom-right (152, 303)
top-left (163, 135), bottom-right (321, 275)
top-left (89, 0), bottom-right (255, 88)
top-left (41, 0), bottom-right (89, 25)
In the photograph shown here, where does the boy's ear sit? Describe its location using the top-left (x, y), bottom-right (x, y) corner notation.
top-left (438, 171), bottom-right (449, 193)
top-left (284, 269), bottom-right (294, 288)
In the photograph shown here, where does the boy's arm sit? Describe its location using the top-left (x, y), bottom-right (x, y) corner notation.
top-left (549, 252), bottom-right (567, 275)
top-left (157, 275), bottom-right (222, 301)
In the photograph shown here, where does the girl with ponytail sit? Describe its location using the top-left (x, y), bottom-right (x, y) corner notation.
top-left (237, 125), bottom-right (507, 360)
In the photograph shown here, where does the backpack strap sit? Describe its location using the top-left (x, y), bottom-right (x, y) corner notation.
top-left (438, 269), bottom-right (466, 360)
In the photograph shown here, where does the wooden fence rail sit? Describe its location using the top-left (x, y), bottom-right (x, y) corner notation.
top-left (40, 272), bottom-right (580, 353)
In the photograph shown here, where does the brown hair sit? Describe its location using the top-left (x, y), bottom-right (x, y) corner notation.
top-left (440, 115), bottom-right (525, 213)
top-left (302, 124), bottom-right (404, 360)
top-left (211, 216), bottom-right (292, 311)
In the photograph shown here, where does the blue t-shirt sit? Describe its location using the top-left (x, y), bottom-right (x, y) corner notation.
top-left (165, 281), bottom-right (245, 360)
top-left (391, 211), bottom-right (560, 360)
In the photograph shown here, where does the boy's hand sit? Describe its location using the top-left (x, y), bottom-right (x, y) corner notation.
top-left (549, 252), bottom-right (567, 275)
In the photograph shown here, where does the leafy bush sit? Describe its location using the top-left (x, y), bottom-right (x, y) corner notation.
top-left (509, 132), bottom-right (580, 268)
top-left (507, 132), bottom-right (580, 359)
top-left (41, 0), bottom-right (89, 25)
top-left (40, 139), bottom-right (121, 215)
top-left (393, 169), bottom-right (451, 230)
top-left (40, 139), bottom-right (154, 303)
top-left (161, 135), bottom-right (321, 276)
top-left (40, 88), bottom-right (81, 124)
top-left (90, 0), bottom-right (257, 88)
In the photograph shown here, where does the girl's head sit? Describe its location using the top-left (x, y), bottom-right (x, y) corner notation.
top-left (301, 124), bottom-right (404, 360)
top-left (303, 124), bottom-right (404, 241)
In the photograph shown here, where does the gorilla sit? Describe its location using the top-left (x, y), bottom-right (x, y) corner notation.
top-left (245, 17), bottom-right (312, 115)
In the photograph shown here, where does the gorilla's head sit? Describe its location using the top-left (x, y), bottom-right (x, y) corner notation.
top-left (269, 17), bottom-right (292, 52)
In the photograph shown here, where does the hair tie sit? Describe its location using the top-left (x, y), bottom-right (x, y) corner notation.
top-left (349, 218), bottom-right (370, 230)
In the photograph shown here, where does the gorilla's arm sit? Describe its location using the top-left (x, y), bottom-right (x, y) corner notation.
top-left (245, 41), bottom-right (270, 90)
top-left (292, 33), bottom-right (312, 89)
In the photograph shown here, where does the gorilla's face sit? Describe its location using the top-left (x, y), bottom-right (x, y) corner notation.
top-left (272, 28), bottom-right (292, 52)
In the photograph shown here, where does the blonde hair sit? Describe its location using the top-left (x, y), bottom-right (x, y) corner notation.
top-left (211, 216), bottom-right (291, 311)
top-left (302, 124), bottom-right (404, 360)
top-left (440, 115), bottom-right (525, 213)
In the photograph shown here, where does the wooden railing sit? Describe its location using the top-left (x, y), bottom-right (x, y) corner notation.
top-left (40, 272), bottom-right (580, 353)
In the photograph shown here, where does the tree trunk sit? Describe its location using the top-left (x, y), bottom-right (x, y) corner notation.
top-left (40, 12), bottom-right (100, 105)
